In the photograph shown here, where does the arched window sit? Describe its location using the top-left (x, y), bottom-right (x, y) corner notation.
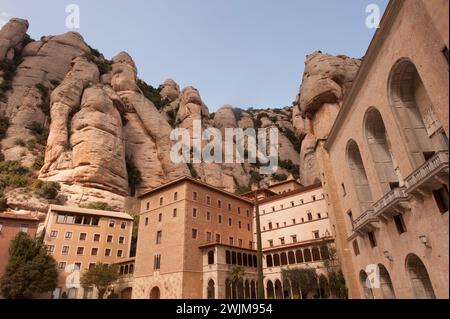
top-left (266, 255), bottom-right (273, 267)
top-left (359, 271), bottom-right (374, 299)
top-left (283, 279), bottom-right (292, 299)
top-left (319, 275), bottom-right (330, 299)
top-left (253, 255), bottom-right (257, 268)
top-left (288, 251), bottom-right (296, 264)
top-left (312, 247), bottom-right (321, 261)
top-left (243, 253), bottom-right (248, 267)
top-left (250, 281), bottom-right (256, 299)
top-left (389, 59), bottom-right (447, 168)
top-left (320, 246), bottom-right (330, 260)
top-left (266, 280), bottom-right (274, 299)
top-left (129, 264), bottom-right (134, 274)
top-left (378, 264), bottom-right (396, 299)
top-left (226, 250), bottom-right (231, 264)
top-left (244, 280), bottom-right (250, 299)
top-left (207, 279), bottom-right (215, 299)
top-left (303, 249), bottom-right (312, 262)
top-left (295, 250), bottom-right (303, 263)
top-left (248, 254), bottom-right (253, 267)
top-left (237, 253), bottom-right (243, 266)
top-left (150, 286), bottom-right (160, 299)
top-left (406, 254), bottom-right (436, 299)
top-left (231, 251), bottom-right (237, 265)
top-left (237, 279), bottom-right (244, 299)
top-left (208, 251), bottom-right (214, 265)
top-left (273, 254), bottom-right (280, 266)
top-left (280, 252), bottom-right (288, 265)
top-left (274, 280), bottom-right (283, 299)
top-left (124, 265), bottom-right (129, 274)
top-left (347, 140), bottom-right (374, 212)
top-left (364, 107), bottom-right (400, 193)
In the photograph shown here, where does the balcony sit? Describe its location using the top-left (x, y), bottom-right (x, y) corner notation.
top-left (405, 151), bottom-right (449, 198)
top-left (373, 187), bottom-right (411, 220)
top-left (352, 208), bottom-right (378, 235)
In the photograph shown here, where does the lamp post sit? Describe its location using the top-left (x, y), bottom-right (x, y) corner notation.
top-left (254, 188), bottom-right (265, 299)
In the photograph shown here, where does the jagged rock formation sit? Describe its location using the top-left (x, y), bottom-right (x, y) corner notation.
top-left (0, 18), bottom-right (302, 212)
top-left (293, 52), bottom-right (361, 185)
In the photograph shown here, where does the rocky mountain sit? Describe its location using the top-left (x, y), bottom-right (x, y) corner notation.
top-left (0, 18), bottom-right (306, 212)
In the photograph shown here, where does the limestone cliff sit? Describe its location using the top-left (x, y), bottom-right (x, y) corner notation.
top-left (0, 18), bottom-right (302, 212)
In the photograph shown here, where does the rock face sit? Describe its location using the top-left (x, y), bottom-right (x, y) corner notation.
top-left (293, 52), bottom-right (361, 185)
top-left (0, 17), bottom-right (309, 213)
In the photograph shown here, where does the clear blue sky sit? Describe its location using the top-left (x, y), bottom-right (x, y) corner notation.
top-left (1, 0), bottom-right (388, 111)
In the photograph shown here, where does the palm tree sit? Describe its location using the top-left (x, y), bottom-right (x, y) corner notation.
top-left (230, 266), bottom-right (245, 299)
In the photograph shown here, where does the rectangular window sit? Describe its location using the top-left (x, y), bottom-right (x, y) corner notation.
top-left (246, 209), bottom-right (250, 217)
top-left (91, 248), bottom-right (98, 256)
top-left (146, 202), bottom-right (150, 211)
top-left (238, 221), bottom-right (242, 229)
top-left (228, 218), bottom-right (232, 226)
top-left (174, 192), bottom-right (178, 201)
top-left (173, 208), bottom-right (177, 217)
top-left (191, 229), bottom-right (198, 239)
top-left (153, 254), bottom-right (161, 270)
top-left (193, 192), bottom-right (198, 201)
top-left (83, 217), bottom-right (91, 225)
top-left (218, 215), bottom-right (222, 224)
top-left (145, 217), bottom-right (149, 226)
top-left (247, 224), bottom-right (250, 231)
top-left (105, 249), bottom-right (111, 257)
top-left (107, 235), bottom-right (113, 243)
top-left (75, 263), bottom-right (82, 271)
top-left (394, 214), bottom-right (407, 234)
top-left (307, 212), bottom-right (313, 221)
top-left (117, 250), bottom-right (123, 257)
top-left (91, 217), bottom-right (99, 226)
top-left (268, 222), bottom-right (272, 230)
top-left (58, 262), bottom-right (66, 271)
top-left (19, 224), bottom-right (28, 233)
top-left (237, 207), bottom-right (241, 214)
top-left (93, 234), bottom-right (100, 242)
top-left (207, 196), bottom-right (211, 205)
top-left (109, 220), bottom-right (115, 228)
top-left (218, 200), bottom-right (222, 208)
top-left (215, 234), bottom-right (221, 243)
top-left (47, 245), bottom-right (55, 254)
top-left (50, 230), bottom-right (58, 238)
top-left (433, 186), bottom-right (449, 214)
top-left (347, 211), bottom-right (354, 230)
top-left (121, 222), bottom-right (126, 229)
top-left (317, 213), bottom-right (322, 219)
top-left (61, 246), bottom-right (69, 255)
top-left (228, 203), bottom-right (232, 211)
top-left (279, 237), bottom-right (285, 245)
top-left (238, 239), bottom-right (243, 247)
top-left (66, 215), bottom-right (74, 224)
top-left (268, 240), bottom-right (274, 247)
top-left (158, 213), bottom-right (162, 222)
top-left (65, 232), bottom-right (73, 240)
top-left (292, 219), bottom-right (296, 225)
top-left (156, 231), bottom-right (162, 244)
top-left (229, 237), bottom-right (234, 245)
top-left (352, 240), bottom-right (360, 256)
top-left (249, 241), bottom-right (253, 249)
top-left (76, 247), bottom-right (84, 256)
top-left (291, 201), bottom-right (295, 207)
top-left (291, 235), bottom-right (297, 243)
top-left (89, 263), bottom-right (95, 270)
top-left (206, 232), bottom-right (212, 242)
top-left (207, 211), bottom-right (211, 221)
top-left (368, 231), bottom-right (377, 248)
top-left (79, 233), bottom-right (87, 241)
top-left (159, 197), bottom-right (164, 206)
top-left (56, 214), bottom-right (65, 223)
top-left (119, 236), bottom-right (125, 244)
top-left (75, 215), bottom-right (83, 224)
top-left (192, 208), bottom-right (197, 218)
top-left (313, 231), bottom-right (320, 239)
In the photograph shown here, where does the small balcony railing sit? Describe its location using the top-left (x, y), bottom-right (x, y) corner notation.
top-left (405, 151), bottom-right (449, 196)
top-left (352, 208), bottom-right (378, 235)
top-left (373, 187), bottom-right (410, 219)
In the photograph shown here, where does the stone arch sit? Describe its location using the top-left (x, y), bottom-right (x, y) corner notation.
top-left (273, 254), bottom-right (281, 266)
top-left (283, 279), bottom-right (292, 299)
top-left (266, 255), bottom-right (273, 267)
top-left (312, 247), bottom-right (321, 261)
top-left (378, 264), bottom-right (396, 299)
top-left (225, 279), bottom-right (232, 299)
top-left (406, 254), bottom-right (436, 299)
top-left (318, 275), bottom-right (330, 299)
top-left (149, 286), bottom-right (160, 299)
top-left (295, 250), bottom-right (303, 263)
top-left (266, 280), bottom-right (275, 299)
top-left (237, 279), bottom-right (244, 299)
top-left (237, 253), bottom-right (243, 266)
top-left (244, 280), bottom-right (250, 299)
top-left (347, 140), bottom-right (374, 212)
top-left (274, 279), bottom-right (283, 299)
top-left (303, 248), bottom-right (312, 262)
top-left (280, 252), bottom-right (288, 265)
top-left (388, 58), bottom-right (446, 168)
top-left (288, 251), bottom-right (296, 264)
top-left (225, 250), bottom-right (231, 264)
top-left (120, 287), bottom-right (132, 299)
top-left (207, 279), bottom-right (215, 299)
top-left (250, 280), bottom-right (256, 299)
top-left (359, 270), bottom-right (374, 299)
top-left (243, 253), bottom-right (248, 267)
top-left (364, 107), bottom-right (400, 193)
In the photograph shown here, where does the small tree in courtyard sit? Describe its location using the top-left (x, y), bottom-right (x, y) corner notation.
top-left (0, 232), bottom-right (58, 299)
top-left (282, 268), bottom-right (318, 299)
top-left (81, 263), bottom-right (119, 299)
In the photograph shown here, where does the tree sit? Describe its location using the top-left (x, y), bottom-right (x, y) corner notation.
top-left (328, 270), bottom-right (348, 299)
top-left (81, 263), bottom-right (119, 299)
top-left (130, 215), bottom-right (139, 257)
top-left (0, 232), bottom-right (58, 299)
top-left (230, 265), bottom-right (245, 299)
top-left (282, 268), bottom-right (318, 299)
